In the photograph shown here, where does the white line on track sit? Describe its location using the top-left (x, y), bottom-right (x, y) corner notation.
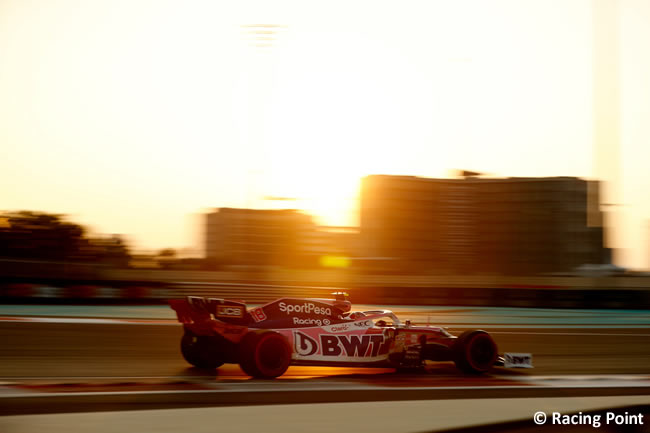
top-left (3, 381), bottom-right (650, 400)
top-left (2, 374), bottom-right (649, 383)
top-left (0, 316), bottom-right (179, 325)
top-left (0, 376), bottom-right (220, 381)
top-left (490, 331), bottom-right (650, 336)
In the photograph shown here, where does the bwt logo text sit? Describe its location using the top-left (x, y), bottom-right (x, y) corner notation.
top-left (294, 331), bottom-right (390, 358)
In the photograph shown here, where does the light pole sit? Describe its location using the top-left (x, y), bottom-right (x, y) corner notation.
top-left (592, 0), bottom-right (621, 264)
top-left (240, 24), bottom-right (287, 274)
top-left (240, 24), bottom-right (287, 210)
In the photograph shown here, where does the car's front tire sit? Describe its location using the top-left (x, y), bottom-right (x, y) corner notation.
top-left (180, 331), bottom-right (225, 369)
top-left (238, 331), bottom-right (291, 379)
top-left (452, 330), bottom-right (497, 374)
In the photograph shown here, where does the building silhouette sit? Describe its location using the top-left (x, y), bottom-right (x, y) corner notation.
top-left (360, 175), bottom-right (606, 275)
top-left (205, 208), bottom-right (314, 267)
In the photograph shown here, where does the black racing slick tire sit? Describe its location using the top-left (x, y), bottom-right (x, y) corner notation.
top-left (238, 331), bottom-right (291, 379)
top-left (180, 332), bottom-right (225, 369)
top-left (452, 330), bottom-right (498, 374)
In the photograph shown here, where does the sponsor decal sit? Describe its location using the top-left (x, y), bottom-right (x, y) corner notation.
top-left (250, 307), bottom-right (267, 323)
top-left (321, 334), bottom-right (388, 357)
top-left (354, 320), bottom-right (371, 328)
top-left (216, 305), bottom-right (243, 318)
top-left (328, 324), bottom-right (350, 333)
top-left (293, 317), bottom-right (323, 326)
top-left (406, 334), bottom-right (418, 344)
top-left (504, 353), bottom-right (533, 368)
top-left (294, 331), bottom-right (318, 356)
top-left (293, 331), bottom-right (390, 358)
top-left (393, 333), bottom-right (406, 352)
top-left (279, 302), bottom-right (332, 316)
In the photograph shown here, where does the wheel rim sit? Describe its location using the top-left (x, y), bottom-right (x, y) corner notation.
top-left (258, 339), bottom-right (285, 370)
top-left (467, 334), bottom-right (495, 370)
top-left (254, 334), bottom-right (289, 377)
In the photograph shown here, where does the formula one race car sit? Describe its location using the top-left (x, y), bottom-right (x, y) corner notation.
top-left (169, 293), bottom-right (531, 378)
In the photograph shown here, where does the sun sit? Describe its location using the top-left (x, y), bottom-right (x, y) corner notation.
top-left (261, 154), bottom-right (363, 227)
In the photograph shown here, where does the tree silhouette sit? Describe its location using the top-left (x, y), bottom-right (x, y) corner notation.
top-left (0, 211), bottom-right (130, 265)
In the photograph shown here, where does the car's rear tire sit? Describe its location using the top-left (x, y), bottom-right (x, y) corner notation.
top-left (180, 332), bottom-right (224, 369)
top-left (452, 330), bottom-right (497, 374)
top-left (238, 331), bottom-right (291, 379)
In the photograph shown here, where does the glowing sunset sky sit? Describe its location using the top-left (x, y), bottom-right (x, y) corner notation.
top-left (1, 0), bottom-right (649, 268)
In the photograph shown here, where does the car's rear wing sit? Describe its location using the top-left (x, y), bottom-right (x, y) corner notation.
top-left (169, 296), bottom-right (250, 326)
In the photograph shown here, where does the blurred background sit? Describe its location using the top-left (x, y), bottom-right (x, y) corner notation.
top-left (1, 0), bottom-right (650, 307)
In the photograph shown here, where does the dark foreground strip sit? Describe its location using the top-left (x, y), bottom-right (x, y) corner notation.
top-left (2, 387), bottom-right (650, 416)
top-left (425, 405), bottom-right (650, 433)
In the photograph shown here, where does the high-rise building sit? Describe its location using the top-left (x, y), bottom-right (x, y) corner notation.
top-left (360, 175), bottom-right (606, 275)
top-left (205, 208), bottom-right (314, 267)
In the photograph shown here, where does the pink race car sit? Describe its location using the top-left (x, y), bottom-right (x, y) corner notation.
top-left (169, 292), bottom-right (528, 378)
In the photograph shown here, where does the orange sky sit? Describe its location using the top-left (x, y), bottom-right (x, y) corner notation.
top-left (1, 0), bottom-right (649, 268)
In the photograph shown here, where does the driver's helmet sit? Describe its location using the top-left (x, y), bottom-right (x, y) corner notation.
top-left (332, 291), bottom-right (351, 313)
